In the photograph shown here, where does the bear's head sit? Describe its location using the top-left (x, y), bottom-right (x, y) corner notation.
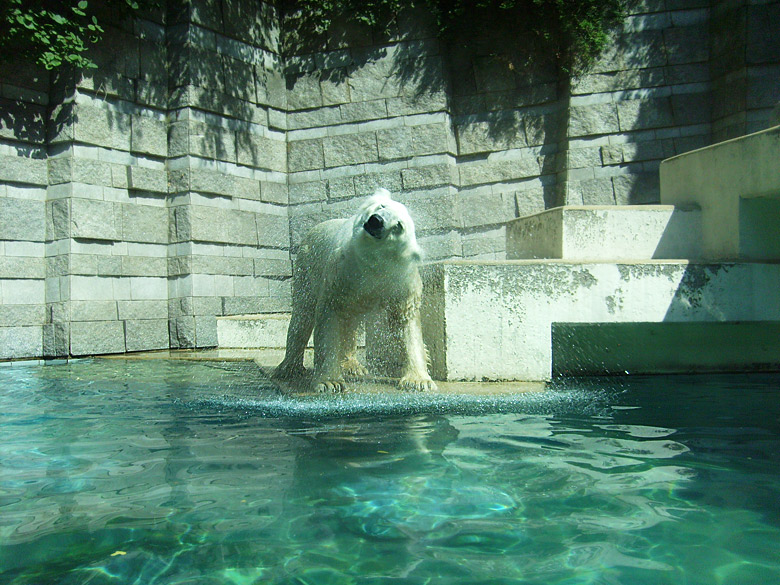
top-left (353, 189), bottom-right (422, 262)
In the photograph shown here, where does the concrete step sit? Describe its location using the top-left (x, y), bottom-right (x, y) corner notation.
top-left (217, 313), bottom-right (292, 349)
top-left (661, 124), bottom-right (780, 261)
top-left (420, 259), bottom-right (780, 382)
top-left (506, 205), bottom-right (703, 261)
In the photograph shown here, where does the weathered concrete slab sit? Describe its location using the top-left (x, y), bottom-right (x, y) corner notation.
top-left (661, 124), bottom-right (780, 260)
top-left (421, 260), bottom-right (780, 381)
top-left (217, 313), bottom-right (292, 348)
top-left (506, 205), bottom-right (703, 261)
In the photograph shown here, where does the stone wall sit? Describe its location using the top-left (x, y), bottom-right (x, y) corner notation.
top-left (1, 0), bottom-right (778, 360)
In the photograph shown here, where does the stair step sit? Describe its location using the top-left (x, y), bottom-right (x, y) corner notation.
top-left (506, 205), bottom-right (703, 261)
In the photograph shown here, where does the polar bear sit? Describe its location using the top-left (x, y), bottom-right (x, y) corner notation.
top-left (274, 189), bottom-right (436, 393)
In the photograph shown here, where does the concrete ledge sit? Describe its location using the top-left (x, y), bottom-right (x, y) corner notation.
top-left (217, 313), bottom-right (291, 348)
top-left (661, 124), bottom-right (780, 260)
top-left (421, 260), bottom-right (780, 381)
top-left (506, 205), bottom-right (703, 261)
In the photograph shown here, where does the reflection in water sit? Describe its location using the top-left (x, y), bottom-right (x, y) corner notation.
top-left (0, 361), bottom-right (779, 584)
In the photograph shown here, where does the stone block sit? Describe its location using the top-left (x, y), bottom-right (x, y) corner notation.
top-left (459, 191), bottom-right (513, 229)
top-left (401, 164), bottom-right (453, 190)
top-left (71, 300), bottom-right (118, 322)
top-left (129, 276), bottom-right (168, 300)
top-left (617, 98), bottom-right (675, 131)
top-left (188, 122), bottom-right (237, 162)
top-left (223, 55), bottom-right (256, 103)
top-left (131, 115), bottom-right (167, 157)
top-left (257, 65), bottom-right (287, 110)
top-left (0, 326), bottom-right (42, 359)
top-left (70, 275), bottom-right (116, 301)
top-left (262, 181), bottom-right (288, 204)
top-left (747, 2), bottom-right (780, 64)
top-left (170, 316), bottom-right (196, 349)
top-left (289, 180), bottom-right (326, 204)
top-left (288, 138), bottom-right (324, 172)
top-left (573, 178), bottom-right (616, 206)
top-left (70, 320), bottom-right (126, 355)
top-left (354, 171), bottom-right (403, 196)
top-left (0, 304), bottom-right (45, 327)
top-left (254, 257), bottom-right (292, 277)
top-left (256, 213), bottom-right (290, 247)
top-left (377, 126), bottom-right (413, 160)
top-left (42, 320), bottom-right (68, 357)
top-left (456, 119), bottom-right (526, 155)
top-left (323, 132), bottom-right (378, 168)
top-left (326, 177), bottom-right (355, 200)
top-left (71, 198), bottom-right (121, 241)
top-left (0, 257), bottom-right (45, 279)
top-left (195, 315), bottom-right (218, 347)
top-left (46, 197), bottom-right (71, 238)
top-left (412, 123), bottom-right (452, 156)
top-left (568, 103), bottom-right (620, 137)
top-left (73, 104), bottom-right (132, 151)
top-left (122, 204), bottom-right (168, 244)
top-left (339, 99), bottom-right (387, 123)
top-left (287, 74), bottom-right (323, 110)
top-left (189, 168), bottom-right (261, 200)
top-left (664, 25), bottom-right (709, 66)
top-left (613, 173), bottom-right (660, 205)
top-left (287, 107), bottom-right (342, 130)
top-left (191, 255), bottom-right (254, 276)
top-left (567, 147), bottom-right (602, 169)
top-left (0, 197), bottom-right (45, 241)
top-left (237, 132), bottom-right (287, 172)
top-left (117, 300), bottom-right (168, 320)
top-left (127, 166), bottom-right (168, 194)
top-left (458, 157), bottom-right (540, 187)
top-left (185, 205), bottom-right (259, 245)
top-left (122, 256), bottom-right (167, 277)
top-left (399, 191), bottom-right (460, 233)
top-left (0, 154), bottom-right (47, 186)
top-left (1, 278), bottom-right (45, 305)
top-left (348, 61), bottom-right (402, 101)
top-left (72, 159), bottom-right (113, 186)
top-left (125, 318), bottom-right (169, 352)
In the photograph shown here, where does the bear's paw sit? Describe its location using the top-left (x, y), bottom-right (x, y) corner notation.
top-left (398, 375), bottom-right (437, 392)
top-left (315, 378), bottom-right (348, 393)
top-left (341, 357), bottom-right (368, 379)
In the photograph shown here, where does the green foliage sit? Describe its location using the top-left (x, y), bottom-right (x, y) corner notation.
top-left (0, 0), bottom-right (153, 70)
top-left (283, 0), bottom-right (625, 74)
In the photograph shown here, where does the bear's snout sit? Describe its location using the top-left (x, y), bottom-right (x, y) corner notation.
top-left (364, 213), bottom-right (384, 239)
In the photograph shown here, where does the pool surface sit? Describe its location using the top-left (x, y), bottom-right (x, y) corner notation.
top-left (1, 359), bottom-right (779, 584)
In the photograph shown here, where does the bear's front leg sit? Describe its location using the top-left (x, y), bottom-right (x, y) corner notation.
top-left (390, 305), bottom-right (437, 392)
top-left (339, 315), bottom-right (368, 379)
top-left (313, 309), bottom-right (347, 392)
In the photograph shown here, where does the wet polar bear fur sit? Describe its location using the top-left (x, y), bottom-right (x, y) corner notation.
top-left (274, 189), bottom-right (436, 393)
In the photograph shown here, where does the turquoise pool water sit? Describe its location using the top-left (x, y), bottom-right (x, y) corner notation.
top-left (1, 359), bottom-right (779, 585)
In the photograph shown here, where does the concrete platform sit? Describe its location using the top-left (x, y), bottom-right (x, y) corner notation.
top-left (420, 260), bottom-right (780, 381)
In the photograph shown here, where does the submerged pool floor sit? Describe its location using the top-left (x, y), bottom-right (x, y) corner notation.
top-left (1, 358), bottom-right (779, 584)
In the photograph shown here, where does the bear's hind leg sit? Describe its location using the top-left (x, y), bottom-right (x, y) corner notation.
top-left (274, 296), bottom-right (314, 381)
